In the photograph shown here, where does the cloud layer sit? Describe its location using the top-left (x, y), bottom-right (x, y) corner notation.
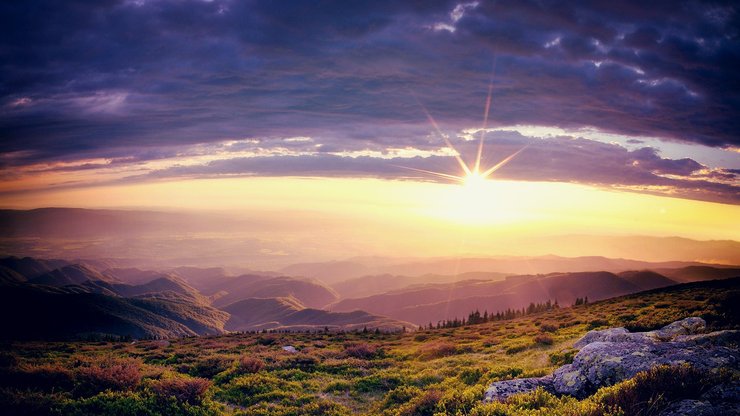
top-left (0, 0), bottom-right (738, 203)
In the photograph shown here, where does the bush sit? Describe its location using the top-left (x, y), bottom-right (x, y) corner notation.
top-left (587, 319), bottom-right (609, 330)
top-left (151, 376), bottom-right (212, 405)
top-left (353, 373), bottom-right (404, 393)
top-left (534, 334), bottom-right (554, 345)
top-left (539, 323), bottom-right (558, 333)
top-left (344, 342), bottom-right (378, 359)
top-left (593, 364), bottom-right (729, 415)
top-left (217, 373), bottom-right (300, 407)
top-left (418, 342), bottom-right (457, 359)
top-left (188, 355), bottom-right (231, 378)
top-left (324, 380), bottom-right (352, 393)
top-left (60, 390), bottom-right (221, 416)
top-left (505, 344), bottom-right (527, 355)
top-left (459, 368), bottom-right (483, 385)
top-left (395, 389), bottom-right (442, 416)
top-left (0, 387), bottom-right (62, 416)
top-left (4, 364), bottom-right (75, 392)
top-left (548, 348), bottom-right (577, 366)
top-left (280, 354), bottom-right (318, 372)
top-left (236, 356), bottom-right (264, 375)
top-left (75, 357), bottom-right (142, 396)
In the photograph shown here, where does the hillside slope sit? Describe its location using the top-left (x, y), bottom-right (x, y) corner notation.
top-left (223, 296), bottom-right (413, 332)
top-left (0, 283), bottom-right (229, 340)
top-left (330, 271), bottom-right (674, 324)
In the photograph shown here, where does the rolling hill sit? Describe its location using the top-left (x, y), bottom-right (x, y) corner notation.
top-left (222, 296), bottom-right (414, 332)
top-left (658, 265), bottom-right (740, 283)
top-left (210, 275), bottom-right (339, 309)
top-left (329, 271), bottom-right (677, 325)
top-left (29, 264), bottom-right (117, 286)
top-left (0, 256), bottom-right (70, 280)
top-left (0, 284), bottom-right (229, 340)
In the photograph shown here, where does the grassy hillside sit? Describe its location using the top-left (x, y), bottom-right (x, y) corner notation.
top-left (1, 278), bottom-right (736, 415)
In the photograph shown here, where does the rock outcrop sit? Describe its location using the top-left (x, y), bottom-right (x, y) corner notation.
top-left (485, 317), bottom-right (739, 414)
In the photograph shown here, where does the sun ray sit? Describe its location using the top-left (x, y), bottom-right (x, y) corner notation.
top-left (475, 78), bottom-right (494, 174)
top-left (393, 165), bottom-right (465, 183)
top-left (480, 145), bottom-right (529, 179)
top-left (412, 95), bottom-right (472, 176)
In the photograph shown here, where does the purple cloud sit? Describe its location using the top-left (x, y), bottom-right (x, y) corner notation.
top-left (0, 0), bottom-right (738, 202)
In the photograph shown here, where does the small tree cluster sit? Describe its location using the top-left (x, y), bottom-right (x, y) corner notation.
top-left (573, 296), bottom-right (589, 306)
top-left (428, 300), bottom-right (560, 330)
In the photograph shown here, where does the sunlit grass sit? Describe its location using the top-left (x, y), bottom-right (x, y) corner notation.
top-left (1, 279), bottom-right (737, 415)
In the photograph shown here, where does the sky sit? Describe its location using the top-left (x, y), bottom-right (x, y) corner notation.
top-left (0, 0), bottom-right (739, 251)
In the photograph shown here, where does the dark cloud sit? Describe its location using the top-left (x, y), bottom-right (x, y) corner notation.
top-left (0, 0), bottom-right (738, 200)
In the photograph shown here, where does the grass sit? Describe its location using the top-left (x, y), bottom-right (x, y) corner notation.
top-left (0, 278), bottom-right (737, 415)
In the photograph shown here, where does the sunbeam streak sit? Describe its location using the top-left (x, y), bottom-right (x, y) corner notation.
top-left (413, 95), bottom-right (472, 176)
top-left (408, 85), bottom-right (528, 189)
top-left (475, 79), bottom-right (494, 174)
top-left (480, 145), bottom-right (530, 179)
top-left (393, 165), bottom-right (465, 182)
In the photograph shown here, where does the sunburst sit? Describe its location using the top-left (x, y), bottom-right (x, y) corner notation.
top-left (400, 80), bottom-right (528, 187)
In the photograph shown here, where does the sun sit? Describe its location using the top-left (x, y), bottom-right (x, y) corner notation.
top-left (396, 82), bottom-right (531, 224)
top-left (463, 171), bottom-right (488, 189)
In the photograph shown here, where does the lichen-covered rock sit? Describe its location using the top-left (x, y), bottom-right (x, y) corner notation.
top-left (552, 341), bottom-right (660, 397)
top-left (483, 375), bottom-right (554, 401)
top-left (573, 327), bottom-right (651, 348)
top-left (700, 381), bottom-right (740, 403)
top-left (652, 317), bottom-right (706, 340)
top-left (659, 399), bottom-right (740, 416)
top-left (485, 317), bottom-right (740, 403)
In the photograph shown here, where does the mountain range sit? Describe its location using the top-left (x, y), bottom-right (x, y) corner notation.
top-left (0, 254), bottom-right (737, 339)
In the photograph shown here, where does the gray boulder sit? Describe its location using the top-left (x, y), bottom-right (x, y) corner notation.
top-left (484, 317), bottom-right (739, 403)
top-left (660, 399), bottom-right (740, 416)
top-left (483, 375), bottom-right (554, 401)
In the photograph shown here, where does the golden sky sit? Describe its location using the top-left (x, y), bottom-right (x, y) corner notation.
top-left (6, 176), bottom-right (738, 243)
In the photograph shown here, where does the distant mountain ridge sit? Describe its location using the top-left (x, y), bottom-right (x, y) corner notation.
top-left (329, 270), bottom-right (681, 325)
top-left (1, 254), bottom-right (737, 340)
top-left (282, 255), bottom-right (739, 285)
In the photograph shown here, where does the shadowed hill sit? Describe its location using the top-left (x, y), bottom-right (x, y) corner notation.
top-left (211, 275), bottom-right (339, 309)
top-left (331, 272), bottom-right (509, 299)
top-left (617, 270), bottom-right (677, 290)
top-left (222, 296), bottom-right (414, 332)
top-left (29, 264), bottom-right (117, 286)
top-left (0, 256), bottom-right (70, 281)
top-left (658, 265), bottom-right (740, 283)
top-left (0, 284), bottom-right (229, 340)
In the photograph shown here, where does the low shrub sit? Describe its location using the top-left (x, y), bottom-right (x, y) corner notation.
top-left (75, 357), bottom-right (142, 396)
top-left (381, 385), bottom-right (422, 409)
top-left (418, 341), bottom-right (457, 359)
top-left (353, 373), bottom-right (404, 393)
top-left (5, 364), bottom-right (75, 391)
top-left (235, 356), bottom-right (264, 375)
top-left (188, 355), bottom-right (231, 378)
top-left (587, 319), bottom-right (609, 330)
top-left (394, 389), bottom-right (442, 416)
top-left (593, 364), bottom-right (729, 415)
top-left (549, 348), bottom-right (577, 366)
top-left (344, 342), bottom-right (378, 359)
top-left (539, 323), bottom-right (558, 333)
top-left (505, 344), bottom-right (527, 355)
top-left (151, 376), bottom-right (212, 405)
top-left (534, 334), bottom-right (554, 345)
top-left (459, 368), bottom-right (483, 385)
